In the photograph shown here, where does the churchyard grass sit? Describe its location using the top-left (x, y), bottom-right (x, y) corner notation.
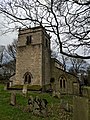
top-left (0, 84), bottom-right (73, 120)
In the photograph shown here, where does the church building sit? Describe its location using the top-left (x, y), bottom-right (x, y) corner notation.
top-left (11, 26), bottom-right (79, 94)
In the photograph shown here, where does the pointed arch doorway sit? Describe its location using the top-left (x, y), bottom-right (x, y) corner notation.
top-left (23, 72), bottom-right (32, 84)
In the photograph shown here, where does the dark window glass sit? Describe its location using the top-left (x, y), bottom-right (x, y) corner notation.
top-left (63, 80), bottom-right (65, 88)
top-left (26, 35), bottom-right (32, 45)
top-left (24, 74), bottom-right (31, 84)
top-left (28, 75), bottom-right (31, 84)
top-left (60, 80), bottom-right (62, 88)
top-left (25, 75), bottom-right (27, 83)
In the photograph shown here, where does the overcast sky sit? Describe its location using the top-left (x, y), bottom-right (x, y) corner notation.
top-left (0, 0), bottom-right (46, 47)
top-left (0, 31), bottom-right (18, 46)
top-left (0, 14), bottom-right (18, 46)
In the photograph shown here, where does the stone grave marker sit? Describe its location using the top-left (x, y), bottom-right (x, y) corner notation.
top-left (56, 91), bottom-right (60, 99)
top-left (22, 84), bottom-right (27, 96)
top-left (33, 96), bottom-right (41, 116)
top-left (10, 92), bottom-right (16, 106)
top-left (27, 96), bottom-right (49, 117)
top-left (82, 86), bottom-right (90, 100)
top-left (73, 96), bottom-right (89, 120)
top-left (60, 100), bottom-right (70, 111)
top-left (52, 91), bottom-right (60, 99)
top-left (40, 98), bottom-right (48, 117)
top-left (52, 90), bottom-right (56, 97)
top-left (33, 96), bottom-right (48, 117)
top-left (73, 82), bottom-right (79, 95)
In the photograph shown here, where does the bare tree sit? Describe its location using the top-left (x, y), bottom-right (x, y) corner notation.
top-left (5, 39), bottom-right (17, 75)
top-left (86, 65), bottom-right (90, 85)
top-left (0, 46), bottom-right (5, 65)
top-left (69, 58), bottom-right (88, 75)
top-left (0, 0), bottom-right (90, 58)
top-left (60, 55), bottom-right (68, 71)
top-left (51, 49), bottom-right (68, 70)
top-left (7, 39), bottom-right (17, 63)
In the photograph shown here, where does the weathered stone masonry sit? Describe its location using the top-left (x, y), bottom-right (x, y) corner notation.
top-left (11, 26), bottom-right (79, 95)
top-left (14, 26), bottom-right (51, 86)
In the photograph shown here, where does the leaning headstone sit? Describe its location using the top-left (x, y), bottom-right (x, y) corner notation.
top-left (52, 90), bottom-right (56, 97)
top-left (73, 96), bottom-right (89, 120)
top-left (52, 91), bottom-right (60, 99)
top-left (52, 83), bottom-right (56, 92)
top-left (22, 84), bottom-right (27, 97)
top-left (28, 96), bottom-right (34, 112)
top-left (60, 100), bottom-right (69, 111)
top-left (55, 91), bottom-right (60, 99)
top-left (33, 96), bottom-right (41, 116)
top-left (40, 98), bottom-right (48, 117)
top-left (82, 86), bottom-right (90, 100)
top-left (10, 92), bottom-right (16, 106)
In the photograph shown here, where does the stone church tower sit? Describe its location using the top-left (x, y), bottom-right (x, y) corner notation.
top-left (14, 26), bottom-right (51, 86)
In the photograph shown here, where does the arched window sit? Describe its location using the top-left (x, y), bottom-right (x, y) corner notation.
top-left (26, 35), bottom-right (32, 45)
top-left (59, 76), bottom-right (66, 89)
top-left (25, 75), bottom-right (28, 83)
top-left (60, 79), bottom-right (62, 88)
top-left (63, 80), bottom-right (65, 88)
top-left (23, 72), bottom-right (32, 84)
top-left (28, 75), bottom-right (31, 84)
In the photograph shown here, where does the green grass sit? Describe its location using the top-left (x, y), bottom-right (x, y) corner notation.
top-left (0, 84), bottom-right (73, 120)
top-left (9, 85), bottom-right (42, 91)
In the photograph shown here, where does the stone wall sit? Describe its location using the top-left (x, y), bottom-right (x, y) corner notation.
top-left (12, 26), bottom-right (79, 95)
top-left (15, 45), bottom-right (42, 85)
top-left (14, 26), bottom-right (51, 86)
top-left (42, 48), bottom-right (51, 85)
top-left (51, 59), bottom-right (79, 94)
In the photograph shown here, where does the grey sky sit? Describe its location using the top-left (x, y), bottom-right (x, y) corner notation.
top-left (0, 31), bottom-right (18, 46)
top-left (0, 14), bottom-right (18, 46)
top-left (0, 0), bottom-right (46, 47)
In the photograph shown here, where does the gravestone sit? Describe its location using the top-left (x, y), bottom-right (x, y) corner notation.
top-left (60, 100), bottom-right (69, 111)
top-left (73, 82), bottom-right (79, 95)
top-left (10, 92), bottom-right (16, 106)
top-left (52, 91), bottom-right (60, 99)
top-left (55, 91), bottom-right (60, 99)
top-left (40, 98), bottom-right (48, 117)
top-left (33, 96), bottom-right (48, 117)
top-left (73, 96), bottom-right (89, 120)
top-left (33, 96), bottom-right (41, 116)
top-left (52, 83), bottom-right (56, 92)
top-left (22, 84), bottom-right (27, 96)
top-left (52, 90), bottom-right (56, 97)
top-left (82, 87), bottom-right (90, 100)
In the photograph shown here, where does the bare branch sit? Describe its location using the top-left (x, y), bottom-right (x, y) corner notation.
top-left (0, 0), bottom-right (90, 59)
